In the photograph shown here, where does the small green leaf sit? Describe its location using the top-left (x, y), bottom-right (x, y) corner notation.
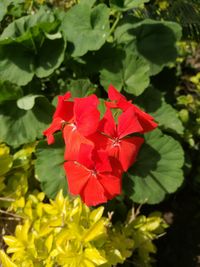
top-left (61, 3), bottom-right (110, 57)
top-left (124, 129), bottom-right (184, 204)
top-left (35, 133), bottom-right (68, 199)
top-left (17, 95), bottom-right (41, 110)
top-left (100, 46), bottom-right (150, 96)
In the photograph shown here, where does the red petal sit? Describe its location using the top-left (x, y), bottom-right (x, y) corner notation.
top-left (94, 150), bottom-right (112, 172)
top-left (99, 108), bottom-right (116, 137)
top-left (117, 107), bottom-right (143, 138)
top-left (78, 144), bottom-right (94, 169)
top-left (53, 93), bottom-right (74, 122)
top-left (108, 85), bottom-right (132, 111)
top-left (106, 136), bottom-right (144, 171)
top-left (88, 132), bottom-right (109, 151)
top-left (63, 125), bottom-right (93, 161)
top-left (98, 173), bottom-right (121, 199)
top-left (74, 95), bottom-right (100, 136)
top-left (64, 161), bottom-right (90, 195)
top-left (118, 137), bottom-right (144, 171)
top-left (81, 178), bottom-right (108, 206)
top-left (43, 117), bottom-right (63, 144)
top-left (108, 85), bottom-right (157, 133)
top-left (132, 105), bottom-right (158, 133)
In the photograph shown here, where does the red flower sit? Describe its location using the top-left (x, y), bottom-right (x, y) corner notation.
top-left (43, 92), bottom-right (74, 144)
top-left (91, 107), bottom-right (144, 171)
top-left (106, 85), bottom-right (158, 133)
top-left (63, 95), bottom-right (100, 161)
top-left (43, 93), bottom-right (100, 160)
top-left (64, 144), bottom-right (122, 206)
top-left (44, 86), bottom-right (158, 206)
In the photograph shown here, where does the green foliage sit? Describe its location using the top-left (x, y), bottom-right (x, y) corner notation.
top-left (0, 9), bottom-right (66, 85)
top-left (175, 41), bottom-right (200, 149)
top-left (144, 0), bottom-right (200, 41)
top-left (0, 142), bottom-right (35, 210)
top-left (0, 2), bottom-right (189, 265)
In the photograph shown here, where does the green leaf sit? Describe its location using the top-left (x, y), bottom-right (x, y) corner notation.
top-left (61, 3), bottom-right (110, 57)
top-left (124, 129), bottom-right (184, 204)
top-left (63, 79), bottom-right (96, 97)
top-left (135, 87), bottom-right (184, 135)
top-left (0, 97), bottom-right (54, 147)
top-left (17, 95), bottom-right (41, 110)
top-left (134, 20), bottom-right (182, 75)
top-left (110, 0), bottom-right (150, 11)
top-left (0, 0), bottom-right (11, 22)
top-left (100, 46), bottom-right (150, 96)
top-left (115, 18), bottom-right (182, 75)
top-left (0, 44), bottom-right (34, 86)
top-left (0, 10), bottom-right (66, 85)
top-left (35, 133), bottom-right (68, 199)
top-left (0, 81), bottom-right (23, 103)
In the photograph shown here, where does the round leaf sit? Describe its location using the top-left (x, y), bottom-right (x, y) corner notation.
top-left (61, 3), bottom-right (110, 57)
top-left (100, 46), bottom-right (150, 96)
top-left (124, 129), bottom-right (184, 204)
top-left (0, 97), bottom-right (54, 147)
top-left (115, 18), bottom-right (182, 75)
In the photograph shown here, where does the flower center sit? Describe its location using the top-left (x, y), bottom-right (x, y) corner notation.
top-left (70, 122), bottom-right (77, 131)
top-left (112, 137), bottom-right (120, 147)
top-left (90, 169), bottom-right (97, 178)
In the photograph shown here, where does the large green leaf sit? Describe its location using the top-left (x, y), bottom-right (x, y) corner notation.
top-left (100, 46), bottom-right (150, 96)
top-left (35, 133), bottom-right (68, 199)
top-left (110, 0), bottom-right (149, 11)
top-left (61, 3), bottom-right (110, 57)
top-left (135, 87), bottom-right (184, 135)
top-left (115, 18), bottom-right (182, 75)
top-left (0, 10), bottom-right (66, 85)
top-left (124, 129), bottom-right (184, 204)
top-left (0, 96), bottom-right (54, 147)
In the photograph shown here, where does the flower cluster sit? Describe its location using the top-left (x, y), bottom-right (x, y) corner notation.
top-left (43, 85), bottom-right (157, 206)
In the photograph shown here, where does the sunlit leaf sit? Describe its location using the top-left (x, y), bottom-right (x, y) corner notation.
top-left (124, 129), bottom-right (184, 204)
